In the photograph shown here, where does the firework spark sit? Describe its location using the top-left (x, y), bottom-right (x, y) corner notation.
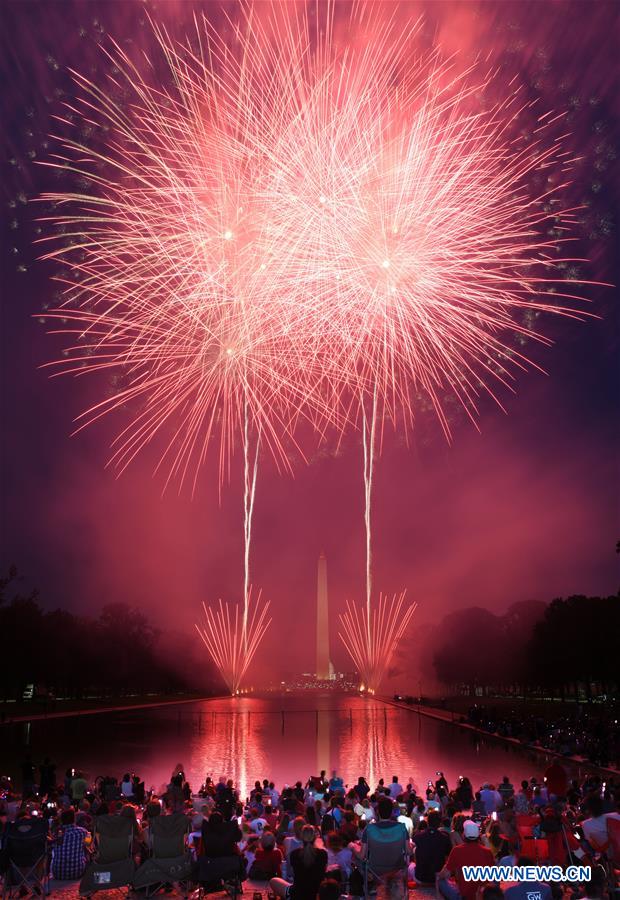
top-left (339, 593), bottom-right (418, 694)
top-left (38, 6), bottom-right (591, 468)
top-left (36, 4), bottom-right (595, 689)
top-left (195, 589), bottom-right (270, 695)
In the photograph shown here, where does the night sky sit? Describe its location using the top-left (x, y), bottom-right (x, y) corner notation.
top-left (1, 1), bottom-right (618, 682)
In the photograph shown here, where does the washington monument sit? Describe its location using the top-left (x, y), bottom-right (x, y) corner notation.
top-left (316, 551), bottom-right (331, 679)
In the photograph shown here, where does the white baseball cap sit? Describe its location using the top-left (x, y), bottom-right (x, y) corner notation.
top-left (463, 820), bottom-right (480, 839)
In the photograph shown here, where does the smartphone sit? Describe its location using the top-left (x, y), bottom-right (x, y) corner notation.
top-left (491, 812), bottom-right (498, 821)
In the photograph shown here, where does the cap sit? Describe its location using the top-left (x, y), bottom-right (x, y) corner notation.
top-left (463, 820), bottom-right (480, 839)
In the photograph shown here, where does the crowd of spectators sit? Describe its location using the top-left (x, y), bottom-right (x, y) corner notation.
top-left (1, 758), bottom-right (619, 898)
top-left (464, 706), bottom-right (619, 770)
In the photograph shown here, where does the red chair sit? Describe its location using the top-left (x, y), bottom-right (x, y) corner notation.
top-left (520, 837), bottom-right (550, 862)
top-left (607, 816), bottom-right (620, 864)
top-left (545, 831), bottom-right (566, 866)
top-left (516, 815), bottom-right (539, 828)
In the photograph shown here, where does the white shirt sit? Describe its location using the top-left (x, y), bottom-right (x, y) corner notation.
top-left (582, 813), bottom-right (620, 848)
top-left (389, 783), bottom-right (404, 798)
top-left (397, 814), bottom-right (414, 837)
top-left (327, 847), bottom-right (353, 876)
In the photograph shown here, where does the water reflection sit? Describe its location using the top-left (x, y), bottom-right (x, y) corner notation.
top-left (3, 695), bottom-right (561, 798)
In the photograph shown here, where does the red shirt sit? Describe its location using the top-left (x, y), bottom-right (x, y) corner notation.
top-left (446, 841), bottom-right (495, 900)
top-left (253, 846), bottom-right (283, 877)
top-left (544, 762), bottom-right (567, 798)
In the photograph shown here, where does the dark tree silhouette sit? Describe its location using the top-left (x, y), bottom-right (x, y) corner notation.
top-left (0, 567), bottom-right (223, 702)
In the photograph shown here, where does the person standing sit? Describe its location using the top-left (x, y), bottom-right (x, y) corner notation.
top-left (389, 776), bottom-right (404, 799)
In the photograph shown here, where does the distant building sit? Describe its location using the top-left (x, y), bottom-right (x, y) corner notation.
top-left (316, 551), bottom-right (332, 679)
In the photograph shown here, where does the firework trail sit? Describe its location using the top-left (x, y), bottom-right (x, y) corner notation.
top-left (339, 593), bottom-right (418, 693)
top-left (195, 589), bottom-right (270, 695)
top-left (36, 3), bottom-right (594, 689)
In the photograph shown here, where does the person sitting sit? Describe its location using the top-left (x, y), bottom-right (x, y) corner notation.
top-left (188, 813), bottom-right (204, 860)
top-left (483, 821), bottom-right (507, 859)
top-left (270, 824), bottom-right (328, 900)
top-left (119, 803), bottom-right (145, 862)
top-left (325, 830), bottom-right (353, 879)
top-left (51, 808), bottom-right (89, 881)
top-left (201, 810), bottom-right (242, 857)
top-left (248, 807), bottom-right (268, 834)
top-left (581, 796), bottom-right (620, 851)
top-left (318, 877), bottom-right (341, 900)
top-left (513, 781), bottom-right (531, 815)
top-left (283, 816), bottom-right (306, 879)
top-left (338, 810), bottom-right (358, 845)
top-left (359, 796), bottom-right (408, 859)
top-left (450, 813), bottom-right (467, 847)
top-left (411, 810), bottom-right (451, 885)
top-left (75, 799), bottom-right (93, 832)
top-left (503, 855), bottom-right (552, 900)
top-left (250, 831), bottom-right (283, 879)
top-left (437, 819), bottom-right (495, 900)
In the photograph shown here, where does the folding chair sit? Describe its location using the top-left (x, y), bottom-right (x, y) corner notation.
top-left (133, 813), bottom-right (192, 896)
top-left (1, 817), bottom-right (50, 899)
top-left (516, 815), bottom-right (540, 828)
top-left (195, 854), bottom-right (245, 900)
top-left (78, 814), bottom-right (135, 896)
top-left (519, 837), bottom-right (550, 862)
top-left (363, 823), bottom-right (409, 899)
top-left (607, 816), bottom-right (620, 865)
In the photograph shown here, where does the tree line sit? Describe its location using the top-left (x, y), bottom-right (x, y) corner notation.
top-left (0, 566), bottom-right (222, 703)
top-left (430, 594), bottom-right (619, 699)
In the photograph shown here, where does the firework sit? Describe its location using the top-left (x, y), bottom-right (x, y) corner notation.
top-left (195, 589), bottom-right (270, 695)
top-left (339, 593), bottom-right (418, 694)
top-left (37, 4), bottom-right (593, 689)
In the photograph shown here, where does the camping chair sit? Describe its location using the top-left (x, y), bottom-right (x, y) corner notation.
top-left (362, 823), bottom-right (409, 899)
top-left (133, 813), bottom-right (192, 896)
top-left (195, 854), bottom-right (245, 899)
top-left (1, 817), bottom-right (50, 899)
top-left (607, 816), bottom-right (620, 865)
top-left (516, 815), bottom-right (539, 828)
top-left (79, 814), bottom-right (135, 896)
